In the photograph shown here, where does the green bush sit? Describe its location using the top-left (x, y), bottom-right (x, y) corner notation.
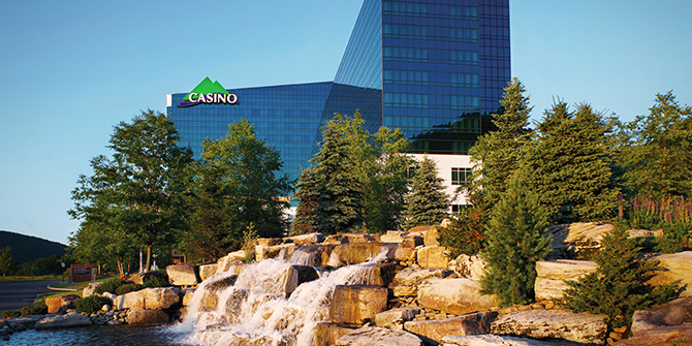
top-left (2, 310), bottom-right (21, 319)
top-left (143, 274), bottom-right (170, 288)
top-left (75, 296), bottom-right (111, 315)
top-left (480, 178), bottom-right (551, 307)
top-left (114, 283), bottom-right (145, 295)
top-left (439, 190), bottom-right (490, 258)
top-left (21, 301), bottom-right (47, 315)
top-left (559, 227), bottom-right (679, 328)
top-left (94, 277), bottom-right (127, 295)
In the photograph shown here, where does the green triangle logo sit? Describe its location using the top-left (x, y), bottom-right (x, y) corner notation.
top-left (184, 77), bottom-right (230, 101)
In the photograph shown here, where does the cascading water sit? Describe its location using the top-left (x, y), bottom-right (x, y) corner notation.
top-left (169, 250), bottom-right (389, 346)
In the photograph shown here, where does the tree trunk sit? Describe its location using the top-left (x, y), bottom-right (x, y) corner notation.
top-left (144, 246), bottom-right (152, 273)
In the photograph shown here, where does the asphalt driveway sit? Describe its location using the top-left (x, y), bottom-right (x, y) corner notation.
top-left (0, 280), bottom-right (62, 313)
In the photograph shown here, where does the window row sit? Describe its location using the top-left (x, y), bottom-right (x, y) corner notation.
top-left (384, 26), bottom-right (478, 42)
top-left (451, 167), bottom-right (472, 185)
top-left (384, 47), bottom-right (479, 64)
top-left (383, 70), bottom-right (479, 88)
top-left (383, 2), bottom-right (478, 20)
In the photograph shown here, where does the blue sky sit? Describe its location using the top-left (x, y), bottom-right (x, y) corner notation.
top-left (1, 1), bottom-right (690, 244)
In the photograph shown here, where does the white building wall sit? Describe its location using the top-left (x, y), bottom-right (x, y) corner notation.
top-left (410, 153), bottom-right (474, 211)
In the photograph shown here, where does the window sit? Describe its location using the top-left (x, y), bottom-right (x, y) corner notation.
top-left (451, 167), bottom-right (471, 185)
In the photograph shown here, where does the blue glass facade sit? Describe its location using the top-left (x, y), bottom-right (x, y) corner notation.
top-left (167, 0), bottom-right (510, 180)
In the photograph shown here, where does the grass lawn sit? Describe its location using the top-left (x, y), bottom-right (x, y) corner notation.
top-left (38, 275), bottom-right (114, 300)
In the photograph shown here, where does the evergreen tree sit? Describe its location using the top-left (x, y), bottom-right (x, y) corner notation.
top-left (559, 227), bottom-right (678, 328)
top-left (519, 102), bottom-right (622, 224)
top-left (480, 177), bottom-right (551, 306)
top-left (403, 156), bottom-right (449, 230)
top-left (619, 91), bottom-right (692, 198)
top-left (291, 167), bottom-right (320, 235)
top-left (311, 119), bottom-right (364, 234)
top-left (469, 78), bottom-right (533, 207)
top-left (188, 120), bottom-right (292, 260)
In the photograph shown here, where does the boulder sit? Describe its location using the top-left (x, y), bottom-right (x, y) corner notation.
top-left (113, 287), bottom-right (180, 311)
top-left (324, 233), bottom-right (381, 245)
top-left (422, 226), bottom-right (440, 247)
top-left (198, 263), bottom-right (218, 281)
top-left (46, 295), bottom-right (78, 314)
top-left (335, 327), bottom-right (424, 346)
top-left (631, 297), bottom-right (692, 334)
top-left (613, 325), bottom-right (692, 346)
top-left (181, 288), bottom-right (196, 306)
top-left (375, 307), bottom-right (421, 329)
top-left (627, 229), bottom-right (664, 238)
top-left (490, 309), bottom-right (609, 345)
top-left (391, 268), bottom-right (448, 298)
top-left (402, 234), bottom-right (425, 249)
top-left (216, 253), bottom-right (245, 274)
top-left (330, 285), bottom-right (389, 326)
top-left (166, 264), bottom-right (200, 286)
top-left (327, 243), bottom-right (397, 268)
top-left (381, 231), bottom-right (408, 243)
top-left (534, 260), bottom-right (598, 301)
top-left (648, 251), bottom-right (692, 297)
top-left (441, 334), bottom-right (570, 346)
top-left (35, 312), bottom-right (92, 330)
top-left (82, 282), bottom-right (102, 298)
top-left (127, 309), bottom-right (170, 326)
top-left (448, 254), bottom-right (486, 281)
top-left (287, 232), bottom-right (324, 245)
top-left (392, 246), bottom-right (417, 262)
top-left (543, 222), bottom-right (613, 260)
top-left (256, 237), bottom-right (284, 246)
top-left (129, 271), bottom-right (169, 285)
top-left (418, 278), bottom-right (497, 316)
top-left (417, 246), bottom-right (450, 269)
top-left (255, 243), bottom-right (296, 262)
top-left (314, 322), bottom-right (357, 346)
top-left (404, 311), bottom-right (497, 344)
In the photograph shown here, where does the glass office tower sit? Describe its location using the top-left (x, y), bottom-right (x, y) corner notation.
top-left (167, 0), bottom-right (510, 181)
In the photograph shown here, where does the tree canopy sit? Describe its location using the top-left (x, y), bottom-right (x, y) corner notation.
top-left (69, 110), bottom-right (193, 274)
top-left (186, 119), bottom-right (292, 261)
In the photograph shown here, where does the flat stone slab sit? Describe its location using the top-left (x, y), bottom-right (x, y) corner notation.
top-left (490, 309), bottom-right (609, 345)
top-left (335, 327), bottom-right (424, 346)
top-left (35, 312), bottom-right (92, 330)
top-left (631, 297), bottom-right (692, 334)
top-left (441, 334), bottom-right (581, 346)
top-left (404, 311), bottom-right (497, 344)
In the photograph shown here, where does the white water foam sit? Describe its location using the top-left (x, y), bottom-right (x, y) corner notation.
top-left (170, 251), bottom-right (389, 346)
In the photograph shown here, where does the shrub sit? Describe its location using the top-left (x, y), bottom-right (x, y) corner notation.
top-left (480, 178), bottom-right (551, 306)
top-left (439, 190), bottom-right (490, 258)
top-left (2, 310), bottom-right (21, 319)
top-left (21, 301), bottom-right (47, 315)
top-left (75, 295), bottom-right (111, 315)
top-left (94, 277), bottom-right (127, 295)
top-left (559, 227), bottom-right (679, 328)
top-left (114, 283), bottom-right (145, 295)
top-left (143, 274), bottom-right (170, 288)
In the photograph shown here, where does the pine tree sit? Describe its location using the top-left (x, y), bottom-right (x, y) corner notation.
top-left (291, 167), bottom-right (321, 235)
top-left (469, 78), bottom-right (533, 207)
top-left (559, 227), bottom-right (678, 328)
top-left (311, 119), bottom-right (364, 234)
top-left (480, 177), bottom-right (551, 306)
top-left (519, 102), bottom-right (622, 224)
top-left (619, 91), bottom-right (692, 199)
top-left (403, 156), bottom-right (449, 230)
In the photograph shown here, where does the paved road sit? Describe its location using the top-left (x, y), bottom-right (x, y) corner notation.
top-left (0, 280), bottom-right (63, 312)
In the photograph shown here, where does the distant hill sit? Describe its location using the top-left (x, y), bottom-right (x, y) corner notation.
top-left (0, 230), bottom-right (67, 263)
